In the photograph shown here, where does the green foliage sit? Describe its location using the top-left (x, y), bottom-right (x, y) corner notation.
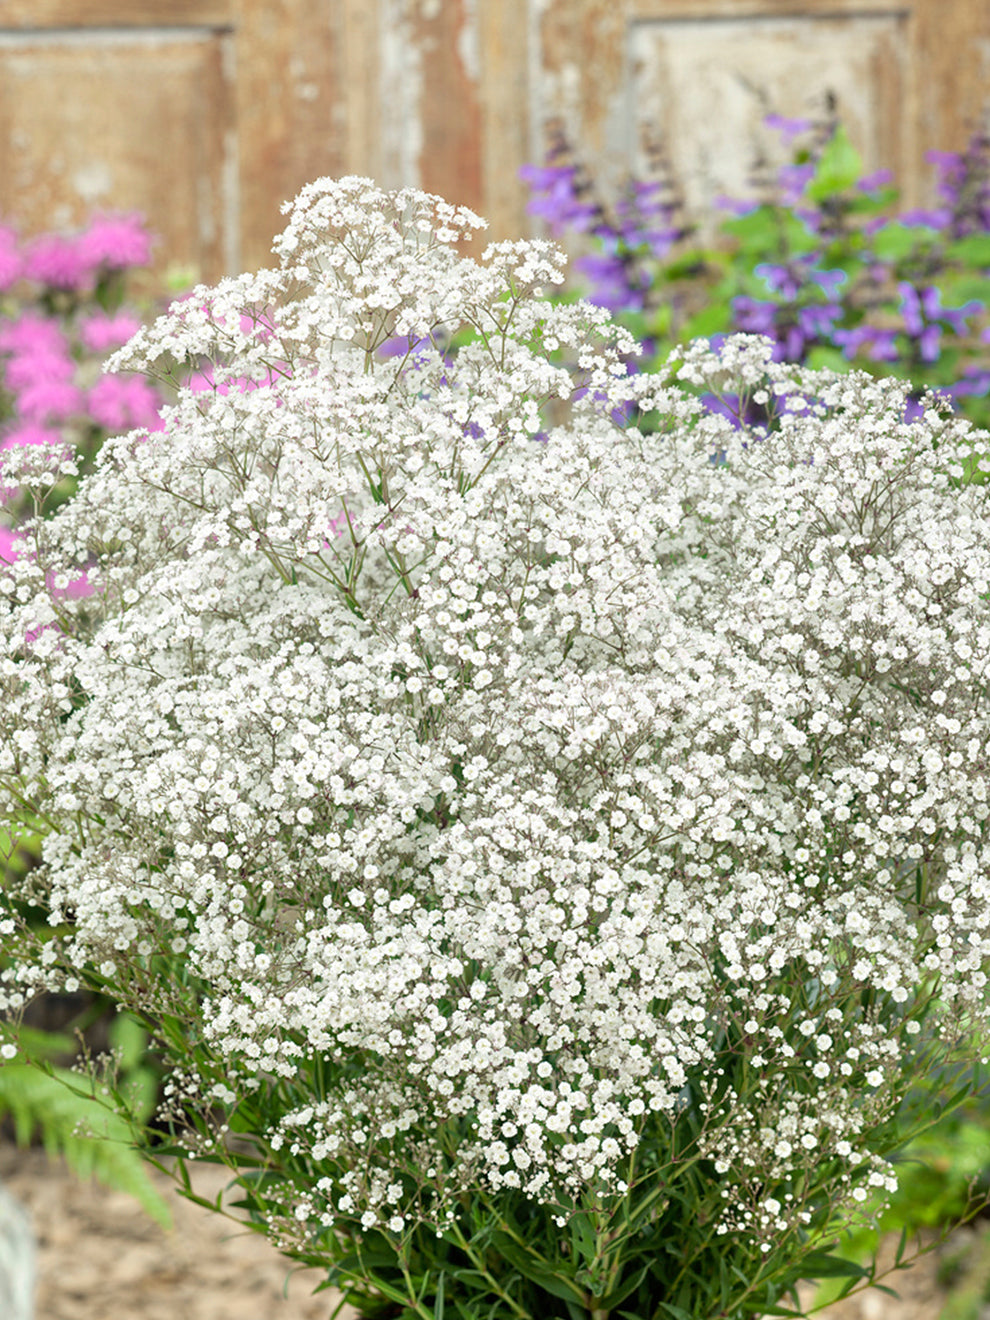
top-left (0, 1025), bottom-right (171, 1229)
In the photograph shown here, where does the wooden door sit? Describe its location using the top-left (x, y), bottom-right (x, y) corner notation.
top-left (1, 0), bottom-right (987, 288)
top-left (0, 0), bottom-right (346, 285)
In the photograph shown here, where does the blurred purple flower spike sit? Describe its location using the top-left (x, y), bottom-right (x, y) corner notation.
top-left (763, 114), bottom-right (813, 145)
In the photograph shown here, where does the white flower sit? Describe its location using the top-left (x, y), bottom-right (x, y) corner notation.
top-left (0, 176), bottom-right (988, 1242)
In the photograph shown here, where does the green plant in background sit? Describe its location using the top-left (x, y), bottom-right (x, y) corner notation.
top-left (522, 108), bottom-right (990, 430)
top-left (0, 1019), bottom-right (170, 1228)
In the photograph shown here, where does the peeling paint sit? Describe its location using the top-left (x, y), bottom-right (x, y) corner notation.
top-left (457, 0), bottom-right (479, 84)
top-left (629, 14), bottom-right (904, 224)
top-left (72, 160), bottom-right (112, 202)
top-left (379, 0), bottom-right (423, 188)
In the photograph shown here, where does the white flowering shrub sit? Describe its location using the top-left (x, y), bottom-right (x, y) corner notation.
top-left (2, 176), bottom-right (990, 1318)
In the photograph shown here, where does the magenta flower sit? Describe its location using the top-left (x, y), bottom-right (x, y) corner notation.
top-left (23, 233), bottom-right (89, 291)
top-left (0, 227), bottom-right (21, 292)
top-left (78, 213), bottom-right (153, 271)
top-left (15, 378), bottom-right (84, 423)
top-left (1, 423), bottom-right (65, 452)
top-left (87, 374), bottom-right (162, 431)
top-left (5, 350), bottom-right (76, 392)
top-left (0, 314), bottom-right (68, 358)
top-left (0, 526), bottom-right (24, 564)
top-left (78, 311), bottom-right (142, 354)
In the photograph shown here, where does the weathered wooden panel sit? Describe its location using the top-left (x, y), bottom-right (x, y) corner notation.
top-left (0, 26), bottom-right (235, 282)
top-left (628, 13), bottom-right (909, 217)
top-left (528, 0), bottom-right (990, 227)
top-left (0, 0), bottom-right (231, 24)
top-left (233, 0), bottom-right (346, 273)
top-left (0, 0), bottom-right (987, 289)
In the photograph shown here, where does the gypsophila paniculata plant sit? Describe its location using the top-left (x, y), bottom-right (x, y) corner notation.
top-left (2, 175), bottom-right (990, 1319)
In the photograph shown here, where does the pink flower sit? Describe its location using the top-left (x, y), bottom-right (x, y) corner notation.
top-left (78, 311), bottom-right (142, 354)
top-left (1, 423), bottom-right (64, 451)
top-left (5, 350), bottom-right (76, 391)
top-left (47, 567), bottom-right (93, 601)
top-left (23, 233), bottom-right (89, 291)
top-left (0, 314), bottom-right (68, 358)
top-left (15, 378), bottom-right (84, 423)
top-left (87, 374), bottom-right (162, 431)
top-left (78, 214), bottom-right (152, 271)
top-left (0, 227), bottom-right (21, 291)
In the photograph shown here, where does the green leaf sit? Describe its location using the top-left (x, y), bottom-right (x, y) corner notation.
top-left (947, 234), bottom-right (990, 267)
top-left (0, 1062), bottom-right (172, 1228)
top-left (682, 302), bottom-right (732, 339)
top-left (871, 222), bottom-right (935, 262)
top-left (600, 1261), bottom-right (652, 1310)
top-left (805, 346), bottom-right (851, 373)
top-left (800, 1249), bottom-right (870, 1280)
top-left (806, 126), bottom-right (864, 200)
top-left (490, 1233), bottom-right (587, 1306)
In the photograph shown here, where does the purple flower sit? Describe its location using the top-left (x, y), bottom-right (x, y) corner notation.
top-left (947, 369), bottom-right (990, 398)
top-left (857, 170), bottom-right (894, 193)
top-left (78, 213), bottom-right (153, 271)
top-left (755, 263), bottom-right (801, 299)
top-left (776, 164), bottom-right (816, 206)
top-left (715, 196), bottom-right (757, 217)
top-left (900, 207), bottom-right (950, 229)
top-left (832, 326), bottom-right (899, 363)
top-left (797, 303), bottom-right (841, 339)
top-left (732, 297), bottom-right (780, 344)
top-left (574, 252), bottom-right (643, 313)
top-left (810, 269), bottom-right (846, 297)
top-left (939, 299), bottom-right (983, 335)
top-left (763, 114), bottom-right (813, 145)
top-left (518, 163), bottom-right (597, 235)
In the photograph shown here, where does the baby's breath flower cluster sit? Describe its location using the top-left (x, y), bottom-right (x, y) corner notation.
top-left (1, 178), bottom-right (989, 1288)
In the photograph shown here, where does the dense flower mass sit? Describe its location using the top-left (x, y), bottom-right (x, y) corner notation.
top-left (1, 179), bottom-right (990, 1276)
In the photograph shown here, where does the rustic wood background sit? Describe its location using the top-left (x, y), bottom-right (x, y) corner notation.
top-left (0, 0), bottom-right (987, 286)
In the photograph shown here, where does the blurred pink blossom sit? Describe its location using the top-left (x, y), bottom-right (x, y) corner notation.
top-left (23, 233), bottom-right (88, 291)
top-left (78, 214), bottom-right (152, 271)
top-left (15, 378), bottom-right (83, 423)
top-left (0, 314), bottom-right (68, 357)
top-left (5, 350), bottom-right (76, 391)
top-left (87, 374), bottom-right (162, 431)
top-left (78, 311), bottom-right (142, 354)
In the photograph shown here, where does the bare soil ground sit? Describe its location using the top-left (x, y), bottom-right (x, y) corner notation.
top-left (0, 1142), bottom-right (356, 1320)
top-left (0, 1139), bottom-right (959, 1320)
